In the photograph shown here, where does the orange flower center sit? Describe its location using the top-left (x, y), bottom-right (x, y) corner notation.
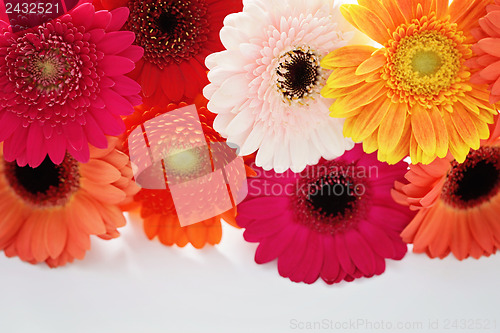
top-left (441, 146), bottom-right (500, 209)
top-left (4, 155), bottom-right (80, 207)
top-left (383, 16), bottom-right (472, 106)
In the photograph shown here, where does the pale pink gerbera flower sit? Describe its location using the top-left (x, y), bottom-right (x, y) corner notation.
top-left (0, 2), bottom-right (143, 168)
top-left (204, 0), bottom-right (356, 173)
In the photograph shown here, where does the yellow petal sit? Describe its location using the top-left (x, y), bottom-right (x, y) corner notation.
top-left (325, 66), bottom-right (374, 88)
top-left (351, 96), bottom-right (391, 141)
top-left (321, 45), bottom-right (377, 69)
top-left (378, 102), bottom-right (408, 153)
top-left (443, 111), bottom-right (470, 163)
top-left (362, 128), bottom-right (379, 154)
top-left (410, 104), bottom-right (437, 156)
top-left (355, 51), bottom-right (387, 75)
top-left (329, 81), bottom-right (387, 116)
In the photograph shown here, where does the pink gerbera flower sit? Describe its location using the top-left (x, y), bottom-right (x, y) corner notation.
top-left (236, 145), bottom-right (414, 284)
top-left (0, 2), bottom-right (143, 168)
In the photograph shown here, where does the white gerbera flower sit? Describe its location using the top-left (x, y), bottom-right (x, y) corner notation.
top-left (204, 0), bottom-right (356, 173)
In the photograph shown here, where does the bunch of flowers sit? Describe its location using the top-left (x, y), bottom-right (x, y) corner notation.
top-left (0, 0), bottom-right (498, 285)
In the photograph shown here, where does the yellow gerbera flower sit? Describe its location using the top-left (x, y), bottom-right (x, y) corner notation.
top-left (321, 0), bottom-right (499, 164)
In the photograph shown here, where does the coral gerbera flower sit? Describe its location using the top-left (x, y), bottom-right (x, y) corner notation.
top-left (467, 0), bottom-right (500, 104)
top-left (392, 117), bottom-right (500, 260)
top-left (94, 0), bottom-right (243, 106)
top-left (122, 101), bottom-right (255, 248)
top-left (0, 3), bottom-right (143, 168)
top-left (0, 137), bottom-right (139, 267)
top-left (236, 145), bottom-right (414, 284)
top-left (321, 0), bottom-right (499, 165)
top-left (204, 0), bottom-right (356, 173)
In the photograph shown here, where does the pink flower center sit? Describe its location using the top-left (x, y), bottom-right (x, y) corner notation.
top-left (125, 0), bottom-right (209, 68)
top-left (2, 20), bottom-right (101, 128)
top-left (293, 161), bottom-right (368, 235)
top-left (442, 146), bottom-right (500, 209)
top-left (4, 155), bottom-right (80, 207)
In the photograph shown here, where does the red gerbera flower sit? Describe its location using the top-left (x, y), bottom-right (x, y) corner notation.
top-left (93, 0), bottom-right (243, 106)
top-left (0, 2), bottom-right (143, 168)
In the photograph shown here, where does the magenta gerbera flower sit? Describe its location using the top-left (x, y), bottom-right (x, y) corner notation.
top-left (236, 145), bottom-right (415, 284)
top-left (0, 2), bottom-right (143, 167)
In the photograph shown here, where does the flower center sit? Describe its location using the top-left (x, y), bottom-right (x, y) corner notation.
top-left (3, 21), bottom-right (100, 128)
top-left (26, 52), bottom-right (68, 92)
top-left (391, 31), bottom-right (461, 96)
top-left (4, 155), bottom-right (80, 207)
top-left (126, 0), bottom-right (209, 68)
top-left (442, 147), bottom-right (500, 209)
top-left (383, 16), bottom-right (471, 106)
top-left (293, 162), bottom-right (368, 235)
top-left (275, 47), bottom-right (323, 104)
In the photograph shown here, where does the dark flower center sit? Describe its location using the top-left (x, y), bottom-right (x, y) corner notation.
top-left (4, 155), bottom-right (80, 207)
top-left (442, 146), bottom-right (500, 209)
top-left (126, 0), bottom-right (209, 68)
top-left (307, 175), bottom-right (358, 218)
top-left (157, 12), bottom-right (179, 35)
top-left (293, 161), bottom-right (368, 235)
top-left (276, 48), bottom-right (321, 103)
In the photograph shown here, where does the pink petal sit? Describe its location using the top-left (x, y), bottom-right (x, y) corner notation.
top-left (100, 55), bottom-right (135, 76)
top-left (320, 235), bottom-right (342, 284)
top-left (63, 120), bottom-right (86, 152)
top-left (70, 3), bottom-right (95, 29)
top-left (277, 226), bottom-right (309, 277)
top-left (90, 108), bottom-right (125, 135)
top-left (108, 7), bottom-right (130, 31)
top-left (335, 234), bottom-right (356, 275)
top-left (100, 88), bottom-right (134, 115)
top-left (344, 229), bottom-right (377, 276)
top-left (83, 114), bottom-right (108, 149)
top-left (97, 31), bottom-right (135, 55)
top-left (46, 132), bottom-right (67, 165)
top-left (253, 224), bottom-right (298, 264)
top-left (26, 123), bottom-right (47, 168)
top-left (0, 111), bottom-right (21, 141)
top-left (112, 75), bottom-right (141, 96)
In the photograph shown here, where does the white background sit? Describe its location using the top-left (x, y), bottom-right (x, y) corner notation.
top-left (0, 215), bottom-right (499, 333)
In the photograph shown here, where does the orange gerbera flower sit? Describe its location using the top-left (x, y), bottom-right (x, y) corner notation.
top-left (392, 117), bottom-right (500, 260)
top-left (321, 0), bottom-right (499, 165)
top-left (467, 0), bottom-right (500, 104)
top-left (0, 138), bottom-right (139, 267)
top-left (123, 100), bottom-right (255, 248)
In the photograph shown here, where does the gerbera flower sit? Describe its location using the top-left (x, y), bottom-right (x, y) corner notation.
top-left (467, 0), bottom-right (500, 104)
top-left (321, 0), bottom-right (499, 165)
top-left (0, 137), bottom-right (139, 267)
top-left (203, 0), bottom-right (356, 173)
top-left (122, 101), bottom-right (255, 248)
top-left (236, 145), bottom-right (414, 284)
top-left (392, 117), bottom-right (500, 260)
top-left (93, 0), bottom-right (243, 106)
top-left (0, 2), bottom-right (143, 168)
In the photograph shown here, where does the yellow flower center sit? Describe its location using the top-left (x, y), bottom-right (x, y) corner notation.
top-left (382, 16), bottom-right (471, 107)
top-left (391, 30), bottom-right (462, 96)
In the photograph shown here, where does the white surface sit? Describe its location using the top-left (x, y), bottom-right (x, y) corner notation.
top-left (0, 215), bottom-right (499, 333)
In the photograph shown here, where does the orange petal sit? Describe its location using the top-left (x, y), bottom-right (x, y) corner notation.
top-left (410, 104), bottom-right (437, 156)
top-left (343, 4), bottom-right (392, 45)
top-left (429, 106), bottom-right (449, 158)
top-left (450, 104), bottom-right (480, 150)
top-left (358, 0), bottom-right (396, 31)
